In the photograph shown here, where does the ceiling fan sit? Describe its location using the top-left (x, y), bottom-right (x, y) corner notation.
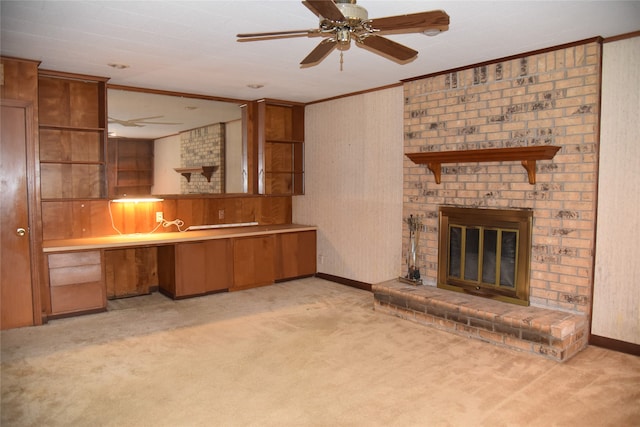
top-left (108, 116), bottom-right (183, 127)
top-left (236, 0), bottom-right (449, 68)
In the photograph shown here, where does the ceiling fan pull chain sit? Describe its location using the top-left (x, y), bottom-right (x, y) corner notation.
top-left (340, 51), bottom-right (344, 71)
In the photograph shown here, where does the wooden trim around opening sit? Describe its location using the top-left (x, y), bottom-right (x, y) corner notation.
top-left (402, 37), bottom-right (603, 83)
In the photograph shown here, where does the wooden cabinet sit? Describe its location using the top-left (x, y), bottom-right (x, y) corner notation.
top-left (276, 231), bottom-right (317, 280)
top-left (159, 230), bottom-right (315, 295)
top-left (257, 100), bottom-right (304, 195)
top-left (38, 71), bottom-right (108, 200)
top-left (108, 137), bottom-right (154, 197)
top-left (47, 251), bottom-right (106, 317)
top-left (41, 228), bottom-right (315, 316)
top-left (232, 235), bottom-right (276, 290)
top-left (157, 240), bottom-right (232, 299)
top-left (104, 247), bottom-right (157, 298)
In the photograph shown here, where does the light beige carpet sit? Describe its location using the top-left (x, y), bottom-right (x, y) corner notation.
top-left (1, 277), bottom-right (639, 427)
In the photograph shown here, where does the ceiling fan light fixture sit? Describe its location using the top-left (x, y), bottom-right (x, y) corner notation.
top-left (334, 0), bottom-right (368, 22)
top-left (422, 28), bottom-right (443, 37)
top-left (107, 63), bottom-right (130, 70)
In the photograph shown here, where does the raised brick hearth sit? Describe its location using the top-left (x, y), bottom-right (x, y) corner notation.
top-left (373, 280), bottom-right (587, 362)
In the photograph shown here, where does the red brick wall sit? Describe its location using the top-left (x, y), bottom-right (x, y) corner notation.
top-left (403, 41), bottom-right (601, 314)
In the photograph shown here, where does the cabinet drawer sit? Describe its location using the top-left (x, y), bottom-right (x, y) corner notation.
top-left (49, 264), bottom-right (102, 287)
top-left (50, 282), bottom-right (104, 314)
top-left (48, 251), bottom-right (100, 268)
top-left (47, 250), bottom-right (105, 316)
top-left (49, 251), bottom-right (102, 286)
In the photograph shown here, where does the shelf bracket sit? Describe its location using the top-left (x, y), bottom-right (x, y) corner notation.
top-left (427, 162), bottom-right (442, 184)
top-left (174, 166), bottom-right (219, 183)
top-left (201, 166), bottom-right (217, 182)
top-left (521, 159), bottom-right (537, 184)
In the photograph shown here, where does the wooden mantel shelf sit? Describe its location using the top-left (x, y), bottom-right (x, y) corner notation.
top-left (174, 166), bottom-right (219, 183)
top-left (405, 146), bottom-right (561, 184)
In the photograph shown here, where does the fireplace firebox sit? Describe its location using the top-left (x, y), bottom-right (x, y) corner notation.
top-left (438, 206), bottom-right (532, 306)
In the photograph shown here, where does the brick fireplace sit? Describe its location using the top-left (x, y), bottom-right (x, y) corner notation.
top-left (375, 40), bottom-right (601, 361)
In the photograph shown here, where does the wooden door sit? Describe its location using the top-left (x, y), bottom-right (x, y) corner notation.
top-left (1, 102), bottom-right (34, 329)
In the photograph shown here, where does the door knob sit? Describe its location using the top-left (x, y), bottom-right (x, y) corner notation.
top-left (16, 228), bottom-right (26, 236)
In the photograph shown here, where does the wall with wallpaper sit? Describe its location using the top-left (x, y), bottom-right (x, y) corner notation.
top-left (293, 87), bottom-right (404, 284)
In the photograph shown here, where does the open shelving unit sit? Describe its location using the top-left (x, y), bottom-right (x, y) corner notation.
top-left (38, 71), bottom-right (108, 200)
top-left (257, 100), bottom-right (305, 195)
top-left (107, 138), bottom-right (154, 197)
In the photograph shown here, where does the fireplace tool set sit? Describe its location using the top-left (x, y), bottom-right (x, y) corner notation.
top-left (400, 214), bottom-right (423, 285)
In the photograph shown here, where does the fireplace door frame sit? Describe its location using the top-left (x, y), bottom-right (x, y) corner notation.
top-left (438, 206), bottom-right (533, 306)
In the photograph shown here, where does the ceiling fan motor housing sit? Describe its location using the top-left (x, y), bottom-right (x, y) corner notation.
top-left (327, 0), bottom-right (369, 49)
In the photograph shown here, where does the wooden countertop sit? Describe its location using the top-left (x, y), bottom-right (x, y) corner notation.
top-left (42, 224), bottom-right (318, 253)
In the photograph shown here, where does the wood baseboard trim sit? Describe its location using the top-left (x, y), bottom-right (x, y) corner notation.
top-left (275, 274), bottom-right (315, 283)
top-left (589, 334), bottom-right (640, 356)
top-left (47, 307), bottom-right (107, 320)
top-left (315, 273), bottom-right (372, 292)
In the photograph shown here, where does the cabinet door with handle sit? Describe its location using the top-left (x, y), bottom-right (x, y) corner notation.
top-left (203, 239), bottom-right (233, 293)
top-left (175, 242), bottom-right (208, 297)
top-left (232, 235), bottom-right (276, 290)
top-left (276, 231), bottom-right (317, 280)
top-left (158, 240), bottom-right (232, 298)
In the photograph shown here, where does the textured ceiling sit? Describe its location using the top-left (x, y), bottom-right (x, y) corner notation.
top-left (1, 1), bottom-right (638, 138)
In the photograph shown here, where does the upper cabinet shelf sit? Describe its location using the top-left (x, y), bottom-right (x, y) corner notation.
top-left (405, 146), bottom-right (561, 185)
top-left (257, 99), bottom-right (305, 195)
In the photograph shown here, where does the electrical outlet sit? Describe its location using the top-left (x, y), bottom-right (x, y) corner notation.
top-left (156, 212), bottom-right (163, 223)
top-left (218, 209), bottom-right (225, 220)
